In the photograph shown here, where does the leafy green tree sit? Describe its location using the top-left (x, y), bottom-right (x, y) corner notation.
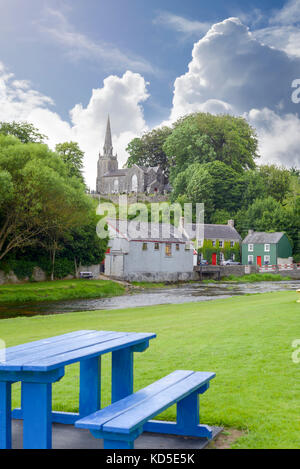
top-left (0, 135), bottom-right (91, 265)
top-left (126, 127), bottom-right (172, 179)
top-left (62, 211), bottom-right (109, 274)
top-left (235, 197), bottom-right (291, 239)
top-left (0, 121), bottom-right (47, 144)
top-left (258, 165), bottom-right (291, 204)
top-left (163, 113), bottom-right (259, 181)
top-left (55, 141), bottom-right (85, 184)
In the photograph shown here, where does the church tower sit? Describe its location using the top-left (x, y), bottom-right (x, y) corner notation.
top-left (96, 116), bottom-right (118, 193)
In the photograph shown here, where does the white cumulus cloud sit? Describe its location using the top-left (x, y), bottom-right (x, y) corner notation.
top-left (0, 63), bottom-right (149, 189)
top-left (166, 17), bottom-right (300, 168)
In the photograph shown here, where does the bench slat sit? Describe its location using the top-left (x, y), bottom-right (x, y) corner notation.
top-left (2, 331), bottom-right (126, 369)
top-left (22, 333), bottom-right (156, 371)
top-left (2, 331), bottom-right (115, 365)
top-left (103, 371), bottom-right (215, 434)
top-left (76, 370), bottom-right (194, 430)
top-left (3, 330), bottom-right (93, 358)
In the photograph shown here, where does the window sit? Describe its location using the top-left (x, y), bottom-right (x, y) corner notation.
top-left (219, 241), bottom-right (223, 248)
top-left (165, 243), bottom-right (172, 257)
top-left (264, 244), bottom-right (270, 252)
top-left (248, 255), bottom-right (254, 264)
top-left (264, 255), bottom-right (270, 264)
top-left (154, 243), bottom-right (159, 251)
top-left (230, 241), bottom-right (234, 248)
top-left (142, 243), bottom-right (147, 251)
top-left (131, 174), bottom-right (138, 192)
top-left (248, 244), bottom-right (254, 252)
top-left (113, 179), bottom-right (119, 193)
top-left (212, 241), bottom-right (216, 247)
top-left (176, 244), bottom-right (180, 251)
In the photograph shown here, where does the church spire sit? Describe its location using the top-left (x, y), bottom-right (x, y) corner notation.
top-left (103, 115), bottom-right (113, 156)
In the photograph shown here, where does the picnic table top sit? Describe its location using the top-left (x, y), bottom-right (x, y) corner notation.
top-left (0, 330), bottom-right (156, 373)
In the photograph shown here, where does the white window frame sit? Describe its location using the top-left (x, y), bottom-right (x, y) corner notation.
top-left (264, 255), bottom-right (271, 264)
top-left (230, 241), bottom-right (234, 248)
top-left (219, 241), bottom-right (223, 248)
top-left (248, 244), bottom-right (254, 252)
top-left (264, 244), bottom-right (270, 252)
top-left (248, 255), bottom-right (254, 264)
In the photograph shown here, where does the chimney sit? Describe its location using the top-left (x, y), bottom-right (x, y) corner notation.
top-left (228, 220), bottom-right (234, 228)
top-left (248, 229), bottom-right (254, 235)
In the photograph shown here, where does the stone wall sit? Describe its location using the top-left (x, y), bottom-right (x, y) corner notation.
top-left (90, 193), bottom-right (169, 204)
top-left (0, 264), bottom-right (102, 285)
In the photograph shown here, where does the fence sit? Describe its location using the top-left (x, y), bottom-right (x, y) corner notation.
top-left (259, 264), bottom-right (297, 272)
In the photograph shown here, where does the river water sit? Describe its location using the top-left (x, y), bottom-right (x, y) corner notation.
top-left (0, 280), bottom-right (299, 320)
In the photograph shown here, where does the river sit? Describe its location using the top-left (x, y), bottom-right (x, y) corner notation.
top-left (0, 280), bottom-right (299, 320)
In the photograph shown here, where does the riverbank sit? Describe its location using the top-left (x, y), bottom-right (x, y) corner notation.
top-left (2, 291), bottom-right (299, 449)
top-left (0, 279), bottom-right (126, 305)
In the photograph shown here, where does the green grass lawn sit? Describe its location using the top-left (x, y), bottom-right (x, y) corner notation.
top-left (0, 279), bottom-right (125, 305)
top-left (1, 291), bottom-right (300, 448)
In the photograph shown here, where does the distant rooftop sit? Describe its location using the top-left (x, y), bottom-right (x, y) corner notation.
top-left (243, 232), bottom-right (285, 244)
top-left (106, 219), bottom-right (189, 243)
top-left (185, 222), bottom-right (241, 241)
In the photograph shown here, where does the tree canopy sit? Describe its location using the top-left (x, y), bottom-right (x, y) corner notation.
top-left (126, 127), bottom-right (172, 179)
top-left (0, 121), bottom-right (47, 144)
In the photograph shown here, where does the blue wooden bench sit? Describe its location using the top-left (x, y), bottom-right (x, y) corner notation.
top-left (75, 370), bottom-right (215, 449)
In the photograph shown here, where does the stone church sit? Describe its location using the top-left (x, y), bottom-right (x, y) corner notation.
top-left (96, 116), bottom-right (166, 195)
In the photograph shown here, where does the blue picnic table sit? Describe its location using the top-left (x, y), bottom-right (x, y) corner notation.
top-left (0, 330), bottom-right (156, 449)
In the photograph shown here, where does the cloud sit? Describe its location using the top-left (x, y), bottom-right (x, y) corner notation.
top-left (154, 12), bottom-right (210, 37)
top-left (38, 8), bottom-right (156, 74)
top-left (169, 17), bottom-right (300, 121)
top-left (270, 0), bottom-right (300, 25)
top-left (247, 108), bottom-right (300, 168)
top-left (246, 0), bottom-right (300, 58)
top-left (0, 63), bottom-right (149, 188)
top-left (166, 17), bottom-right (300, 168)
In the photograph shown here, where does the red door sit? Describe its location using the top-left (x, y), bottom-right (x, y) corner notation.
top-left (212, 253), bottom-right (217, 266)
top-left (257, 256), bottom-right (262, 267)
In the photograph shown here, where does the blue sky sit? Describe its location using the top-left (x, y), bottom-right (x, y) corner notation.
top-left (0, 0), bottom-right (299, 188)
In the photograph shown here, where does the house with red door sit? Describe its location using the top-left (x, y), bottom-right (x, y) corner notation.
top-left (242, 231), bottom-right (293, 266)
top-left (185, 220), bottom-right (242, 265)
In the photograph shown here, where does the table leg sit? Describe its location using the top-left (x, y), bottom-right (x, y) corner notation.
top-left (111, 348), bottom-right (133, 403)
top-left (0, 381), bottom-right (11, 449)
top-left (79, 357), bottom-right (101, 417)
top-left (22, 382), bottom-right (52, 449)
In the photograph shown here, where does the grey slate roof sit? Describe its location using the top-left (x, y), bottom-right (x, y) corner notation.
top-left (242, 232), bottom-right (285, 244)
top-left (186, 223), bottom-right (241, 241)
top-left (107, 219), bottom-right (189, 243)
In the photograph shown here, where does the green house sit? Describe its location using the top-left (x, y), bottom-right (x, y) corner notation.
top-left (242, 231), bottom-right (293, 266)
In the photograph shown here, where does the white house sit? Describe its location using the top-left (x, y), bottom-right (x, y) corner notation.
top-left (104, 219), bottom-right (194, 282)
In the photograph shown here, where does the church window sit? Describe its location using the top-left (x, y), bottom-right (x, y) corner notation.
top-left (114, 179), bottom-right (119, 193)
top-left (131, 174), bottom-right (138, 192)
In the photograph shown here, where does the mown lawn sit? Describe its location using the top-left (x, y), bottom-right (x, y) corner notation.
top-left (0, 279), bottom-right (125, 305)
top-left (1, 291), bottom-right (299, 449)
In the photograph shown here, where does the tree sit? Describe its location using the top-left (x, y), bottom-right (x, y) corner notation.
top-left (55, 141), bottom-right (85, 184)
top-left (235, 197), bottom-right (291, 239)
top-left (171, 164), bottom-right (215, 221)
top-left (62, 211), bottom-right (109, 274)
top-left (126, 127), bottom-right (172, 180)
top-left (0, 135), bottom-right (91, 265)
top-left (0, 121), bottom-right (47, 144)
top-left (163, 113), bottom-right (259, 181)
top-left (258, 165), bottom-right (291, 204)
